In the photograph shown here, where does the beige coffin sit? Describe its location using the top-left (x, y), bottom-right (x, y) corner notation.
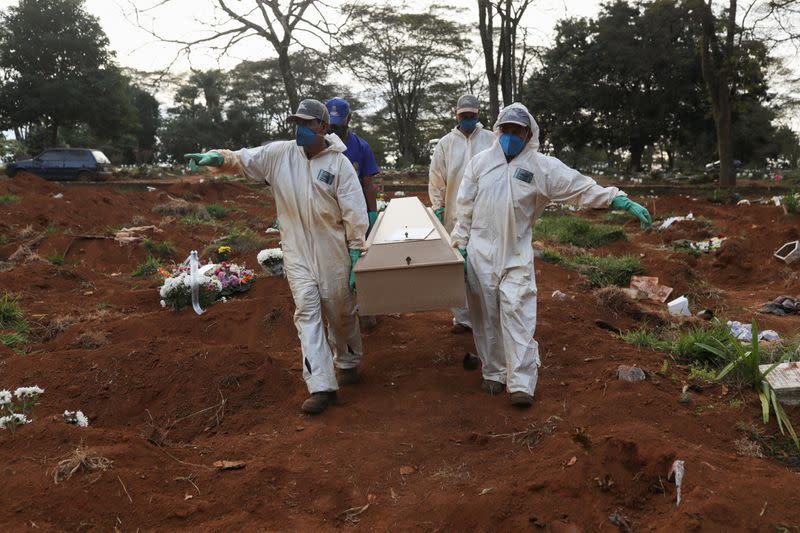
top-left (354, 196), bottom-right (466, 315)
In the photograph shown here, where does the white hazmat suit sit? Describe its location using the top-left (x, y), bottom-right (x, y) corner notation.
top-left (450, 103), bottom-right (624, 396)
top-left (214, 134), bottom-right (368, 394)
top-left (429, 124), bottom-right (495, 328)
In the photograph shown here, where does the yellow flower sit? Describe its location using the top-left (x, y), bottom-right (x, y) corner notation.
top-left (218, 246), bottom-right (232, 254)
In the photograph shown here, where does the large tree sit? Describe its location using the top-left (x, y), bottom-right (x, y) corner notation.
top-left (337, 3), bottom-right (469, 165)
top-left (128, 0), bottom-right (341, 111)
top-left (0, 0), bottom-right (135, 147)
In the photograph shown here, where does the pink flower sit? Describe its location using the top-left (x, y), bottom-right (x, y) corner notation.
top-left (773, 174), bottom-right (782, 182)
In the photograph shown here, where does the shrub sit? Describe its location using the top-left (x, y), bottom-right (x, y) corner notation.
top-left (132, 255), bottom-right (161, 277)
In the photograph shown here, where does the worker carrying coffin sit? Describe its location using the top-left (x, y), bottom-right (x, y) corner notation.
top-left (450, 102), bottom-right (652, 408)
top-left (184, 99), bottom-right (368, 416)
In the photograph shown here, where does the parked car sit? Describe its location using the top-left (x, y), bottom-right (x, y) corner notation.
top-left (704, 159), bottom-right (742, 172)
top-left (5, 148), bottom-right (112, 181)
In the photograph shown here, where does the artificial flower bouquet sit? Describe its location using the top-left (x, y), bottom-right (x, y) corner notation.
top-left (158, 260), bottom-right (255, 311)
top-left (257, 248), bottom-right (284, 277)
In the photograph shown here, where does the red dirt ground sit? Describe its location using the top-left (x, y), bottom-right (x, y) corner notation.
top-left (1, 172), bottom-right (800, 531)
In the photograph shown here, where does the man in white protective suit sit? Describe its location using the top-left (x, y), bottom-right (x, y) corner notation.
top-left (429, 94), bottom-right (496, 334)
top-left (450, 103), bottom-right (652, 408)
top-left (185, 99), bottom-right (368, 415)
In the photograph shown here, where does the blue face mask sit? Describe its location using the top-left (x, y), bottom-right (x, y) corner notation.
top-left (296, 124), bottom-right (317, 147)
top-left (459, 118), bottom-right (478, 133)
top-left (499, 133), bottom-right (525, 157)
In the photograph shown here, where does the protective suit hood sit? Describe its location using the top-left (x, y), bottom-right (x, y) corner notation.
top-left (493, 102), bottom-right (540, 154)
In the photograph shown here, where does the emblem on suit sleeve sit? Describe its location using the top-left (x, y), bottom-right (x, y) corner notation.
top-left (317, 169), bottom-right (335, 185)
top-left (513, 168), bottom-right (534, 184)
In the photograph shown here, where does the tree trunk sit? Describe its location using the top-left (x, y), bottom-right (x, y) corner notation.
top-left (666, 147), bottom-right (674, 171)
top-left (629, 139), bottom-right (645, 172)
top-left (50, 122), bottom-right (58, 147)
top-left (478, 0), bottom-right (499, 123)
top-left (277, 45), bottom-right (299, 112)
top-left (714, 85), bottom-right (735, 188)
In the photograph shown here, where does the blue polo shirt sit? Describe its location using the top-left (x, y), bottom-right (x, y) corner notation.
top-left (343, 131), bottom-right (379, 184)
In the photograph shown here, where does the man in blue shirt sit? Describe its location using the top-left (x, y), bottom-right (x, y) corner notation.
top-left (325, 98), bottom-right (380, 232)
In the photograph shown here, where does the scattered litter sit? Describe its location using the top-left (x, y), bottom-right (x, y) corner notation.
top-left (146, 186), bottom-right (156, 192)
top-left (658, 212), bottom-right (694, 231)
top-left (667, 296), bottom-right (691, 317)
top-left (114, 225), bottom-right (163, 245)
top-left (63, 410), bottom-right (89, 427)
top-left (727, 321), bottom-right (780, 342)
top-left (479, 487), bottom-right (494, 495)
top-left (394, 191), bottom-right (406, 197)
top-left (696, 309), bottom-right (714, 320)
top-left (736, 199), bottom-right (750, 206)
top-left (673, 237), bottom-right (726, 253)
top-left (551, 290), bottom-right (573, 301)
top-left (759, 295), bottom-right (800, 316)
top-left (668, 460), bottom-right (685, 506)
top-left (265, 227), bottom-right (279, 234)
top-left (617, 365), bottom-right (646, 382)
top-left (399, 465), bottom-right (416, 475)
top-left (774, 241), bottom-right (800, 265)
top-left (565, 456), bottom-right (577, 467)
top-left (630, 276), bottom-right (673, 303)
top-left (608, 509), bottom-right (633, 532)
top-left (52, 193), bottom-right (64, 199)
top-left (761, 362), bottom-right (800, 406)
top-left (772, 196), bottom-right (782, 207)
top-left (213, 460), bottom-right (246, 471)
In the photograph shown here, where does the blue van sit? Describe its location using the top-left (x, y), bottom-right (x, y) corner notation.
top-left (5, 148), bottom-right (112, 181)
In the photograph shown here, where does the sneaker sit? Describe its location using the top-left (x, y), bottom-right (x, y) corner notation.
top-left (301, 391), bottom-right (337, 415)
top-left (462, 352), bottom-right (480, 371)
top-left (481, 379), bottom-right (505, 395)
top-left (337, 367), bottom-right (359, 385)
top-left (509, 391), bottom-right (533, 408)
top-left (451, 323), bottom-right (472, 334)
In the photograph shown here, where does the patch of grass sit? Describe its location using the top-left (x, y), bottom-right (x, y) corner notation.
top-left (0, 234), bottom-right (7, 245)
top-left (0, 193), bottom-right (21, 205)
top-left (153, 197), bottom-right (210, 219)
top-left (0, 292), bottom-right (30, 349)
top-left (672, 322), bottom-right (731, 365)
top-left (47, 251), bottom-right (65, 266)
top-left (206, 226), bottom-right (270, 254)
top-left (600, 211), bottom-right (631, 225)
top-left (78, 331), bottom-right (108, 349)
top-left (180, 214), bottom-right (220, 227)
top-left (53, 446), bottom-right (113, 484)
top-left (783, 192), bottom-right (799, 214)
top-left (688, 364), bottom-right (717, 382)
top-left (701, 321), bottom-right (798, 449)
top-left (621, 328), bottom-right (671, 352)
top-left (142, 239), bottom-right (176, 259)
top-left (45, 225), bottom-right (58, 236)
top-left (533, 215), bottom-right (626, 248)
top-left (545, 250), bottom-right (644, 287)
top-left (206, 203), bottom-right (236, 220)
top-left (132, 255), bottom-right (161, 277)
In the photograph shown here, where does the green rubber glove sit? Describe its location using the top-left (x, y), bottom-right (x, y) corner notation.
top-left (434, 207), bottom-right (445, 223)
top-left (610, 196), bottom-right (652, 229)
top-left (184, 152), bottom-right (224, 168)
top-left (367, 211), bottom-right (378, 231)
top-left (273, 218), bottom-right (281, 231)
top-left (348, 249), bottom-right (361, 292)
top-left (458, 247), bottom-right (467, 276)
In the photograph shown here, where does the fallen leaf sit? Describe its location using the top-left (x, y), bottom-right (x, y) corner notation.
top-left (213, 460), bottom-right (246, 471)
top-left (479, 487), bottom-right (494, 495)
top-left (566, 456), bottom-right (577, 467)
top-left (399, 466), bottom-right (415, 476)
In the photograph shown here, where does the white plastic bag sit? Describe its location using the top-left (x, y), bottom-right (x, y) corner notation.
top-left (188, 250), bottom-right (204, 316)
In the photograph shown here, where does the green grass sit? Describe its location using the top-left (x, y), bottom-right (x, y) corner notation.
top-left (533, 215), bottom-right (626, 248)
top-left (0, 235), bottom-right (7, 245)
top-left (0, 193), bottom-right (21, 205)
top-left (45, 225), bottom-right (59, 236)
top-left (622, 322), bottom-right (731, 366)
top-left (621, 328), bottom-right (671, 352)
top-left (0, 292), bottom-right (30, 350)
top-left (47, 251), bottom-right (65, 266)
top-left (783, 192), bottom-right (799, 214)
top-left (206, 204), bottom-right (237, 220)
top-left (542, 250), bottom-right (644, 287)
top-left (206, 226), bottom-right (271, 254)
top-left (132, 255), bottom-right (161, 277)
top-left (600, 211), bottom-right (632, 225)
top-left (142, 239), bottom-right (176, 258)
top-left (180, 214), bottom-right (221, 227)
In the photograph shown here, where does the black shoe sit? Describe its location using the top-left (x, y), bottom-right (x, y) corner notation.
top-left (451, 323), bottom-right (472, 334)
top-left (481, 379), bottom-right (505, 395)
top-left (509, 391), bottom-right (533, 408)
top-left (301, 391), bottom-right (337, 414)
top-left (463, 353), bottom-right (480, 371)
